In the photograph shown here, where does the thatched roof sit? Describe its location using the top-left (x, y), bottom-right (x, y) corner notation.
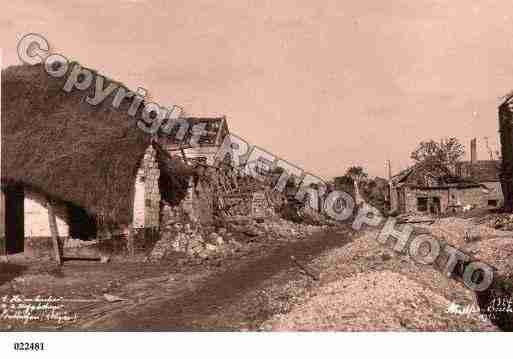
top-left (1, 63), bottom-right (151, 225)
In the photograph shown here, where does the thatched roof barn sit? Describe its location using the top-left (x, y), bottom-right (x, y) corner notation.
top-left (1, 63), bottom-right (151, 225)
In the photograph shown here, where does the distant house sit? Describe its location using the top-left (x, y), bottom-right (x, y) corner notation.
top-left (389, 161), bottom-right (489, 215)
top-left (455, 160), bottom-right (503, 208)
top-left (454, 138), bottom-right (504, 209)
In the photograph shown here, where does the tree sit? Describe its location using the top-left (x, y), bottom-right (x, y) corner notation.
top-left (333, 175), bottom-right (355, 195)
top-left (334, 166), bottom-right (368, 194)
top-left (333, 168), bottom-right (388, 212)
top-left (345, 166), bottom-right (368, 183)
top-left (333, 166), bottom-right (369, 205)
top-left (410, 137), bottom-right (465, 169)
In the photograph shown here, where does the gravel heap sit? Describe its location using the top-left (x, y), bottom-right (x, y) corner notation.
top-left (263, 270), bottom-right (455, 331)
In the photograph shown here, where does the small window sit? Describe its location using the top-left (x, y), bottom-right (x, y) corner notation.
top-left (417, 197), bottom-right (428, 212)
top-left (488, 200), bottom-right (498, 207)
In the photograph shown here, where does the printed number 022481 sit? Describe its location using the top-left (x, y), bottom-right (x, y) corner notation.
top-left (13, 342), bottom-right (45, 351)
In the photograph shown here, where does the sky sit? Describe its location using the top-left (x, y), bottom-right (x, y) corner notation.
top-left (1, 0), bottom-right (512, 180)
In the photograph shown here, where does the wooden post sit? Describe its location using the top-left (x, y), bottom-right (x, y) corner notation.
top-left (180, 146), bottom-right (189, 165)
top-left (47, 198), bottom-right (63, 265)
top-left (126, 224), bottom-right (135, 257)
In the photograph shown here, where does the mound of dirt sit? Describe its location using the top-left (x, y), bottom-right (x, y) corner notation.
top-left (263, 270), bottom-right (454, 331)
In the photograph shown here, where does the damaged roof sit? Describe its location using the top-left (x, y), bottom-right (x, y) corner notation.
top-left (1, 63), bottom-right (151, 225)
top-left (391, 160), bottom-right (482, 189)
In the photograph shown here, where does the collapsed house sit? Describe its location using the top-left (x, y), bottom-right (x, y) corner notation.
top-left (499, 97), bottom-right (513, 211)
top-left (0, 63), bottom-right (278, 258)
top-left (132, 115), bottom-right (279, 255)
top-left (389, 161), bottom-right (494, 215)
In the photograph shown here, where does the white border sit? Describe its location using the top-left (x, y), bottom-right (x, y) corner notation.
top-left (0, 332), bottom-right (509, 358)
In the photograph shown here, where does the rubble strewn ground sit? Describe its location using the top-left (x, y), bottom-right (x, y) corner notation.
top-left (1, 212), bottom-right (512, 331)
top-left (150, 218), bottom-right (327, 261)
top-left (416, 217), bottom-right (513, 275)
top-left (0, 218), bottom-right (335, 331)
top-left (261, 228), bottom-right (500, 331)
top-left (481, 213), bottom-right (513, 232)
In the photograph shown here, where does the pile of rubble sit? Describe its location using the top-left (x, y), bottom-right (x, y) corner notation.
top-left (395, 212), bottom-right (435, 224)
top-left (254, 219), bottom-right (325, 239)
top-left (486, 214), bottom-right (513, 231)
top-left (149, 218), bottom-right (326, 261)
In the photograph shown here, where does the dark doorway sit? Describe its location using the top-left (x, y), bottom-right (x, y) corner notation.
top-left (417, 197), bottom-right (428, 212)
top-left (4, 185), bottom-right (25, 254)
top-left (67, 203), bottom-right (97, 240)
top-left (430, 197), bottom-right (441, 215)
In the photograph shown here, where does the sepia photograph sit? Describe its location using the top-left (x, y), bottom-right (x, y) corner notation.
top-left (0, 1), bottom-right (512, 357)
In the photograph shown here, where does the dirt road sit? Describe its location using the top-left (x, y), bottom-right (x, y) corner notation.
top-left (77, 228), bottom-right (353, 330)
top-left (2, 220), bottom-right (504, 331)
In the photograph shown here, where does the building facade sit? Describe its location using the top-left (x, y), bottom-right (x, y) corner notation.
top-left (390, 162), bottom-right (490, 215)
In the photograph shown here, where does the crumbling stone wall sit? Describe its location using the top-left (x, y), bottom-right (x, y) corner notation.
top-left (154, 173), bottom-right (215, 258)
top-left (131, 145), bottom-right (161, 248)
top-left (143, 146), bottom-right (161, 230)
top-left (403, 186), bottom-right (491, 214)
top-left (159, 174), bottom-right (214, 225)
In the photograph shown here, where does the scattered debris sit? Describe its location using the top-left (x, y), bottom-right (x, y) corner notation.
top-left (396, 212), bottom-right (436, 225)
top-left (290, 256), bottom-right (319, 281)
top-left (150, 217), bottom-right (326, 262)
top-left (103, 294), bottom-right (127, 303)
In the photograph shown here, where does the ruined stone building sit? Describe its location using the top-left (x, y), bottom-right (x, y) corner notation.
top-left (133, 116), bottom-right (278, 230)
top-left (132, 117), bottom-right (229, 235)
top-left (499, 97), bottom-right (513, 211)
top-left (1, 63), bottom-right (277, 258)
top-left (389, 161), bottom-right (492, 215)
top-left (389, 137), bottom-right (507, 215)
